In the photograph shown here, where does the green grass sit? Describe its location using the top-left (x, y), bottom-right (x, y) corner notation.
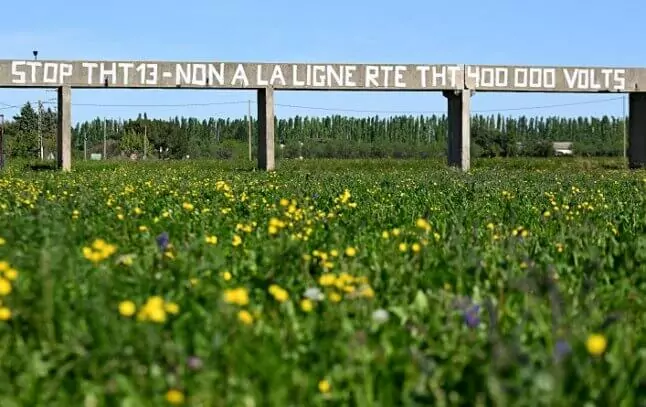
top-left (0, 157), bottom-right (645, 406)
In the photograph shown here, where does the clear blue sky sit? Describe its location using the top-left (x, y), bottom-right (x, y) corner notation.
top-left (0, 0), bottom-right (640, 124)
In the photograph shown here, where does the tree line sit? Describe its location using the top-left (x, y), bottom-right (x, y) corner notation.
top-left (0, 101), bottom-right (627, 161)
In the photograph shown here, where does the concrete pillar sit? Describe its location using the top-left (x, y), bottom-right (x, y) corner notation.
top-left (257, 87), bottom-right (275, 171)
top-left (56, 86), bottom-right (72, 171)
top-left (628, 93), bottom-right (646, 169)
top-left (443, 90), bottom-right (471, 171)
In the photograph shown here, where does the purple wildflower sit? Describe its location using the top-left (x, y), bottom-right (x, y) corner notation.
top-left (156, 232), bottom-right (169, 251)
top-left (463, 304), bottom-right (480, 328)
top-left (553, 339), bottom-right (571, 362)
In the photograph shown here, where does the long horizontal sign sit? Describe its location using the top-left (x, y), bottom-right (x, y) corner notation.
top-left (0, 60), bottom-right (645, 92)
top-left (464, 64), bottom-right (644, 92)
top-left (0, 60), bottom-right (464, 90)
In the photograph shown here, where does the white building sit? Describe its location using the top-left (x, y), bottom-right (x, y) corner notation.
top-left (553, 141), bottom-right (573, 156)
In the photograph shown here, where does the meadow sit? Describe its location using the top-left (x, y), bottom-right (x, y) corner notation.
top-left (0, 156), bottom-right (645, 406)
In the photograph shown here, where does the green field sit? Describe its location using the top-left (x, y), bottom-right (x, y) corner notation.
top-left (0, 157), bottom-right (645, 406)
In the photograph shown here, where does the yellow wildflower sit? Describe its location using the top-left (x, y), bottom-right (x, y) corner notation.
top-left (164, 302), bottom-right (180, 315)
top-left (136, 296), bottom-right (172, 323)
top-left (221, 271), bottom-right (232, 281)
top-left (0, 278), bottom-right (11, 296)
top-left (92, 239), bottom-right (117, 256)
top-left (205, 235), bottom-right (218, 245)
top-left (0, 307), bottom-right (11, 321)
top-left (4, 268), bottom-right (17, 281)
top-left (300, 298), bottom-right (314, 312)
top-left (116, 254), bottom-right (135, 266)
top-left (165, 389), bottom-right (185, 405)
top-left (318, 379), bottom-right (331, 393)
top-left (83, 247), bottom-right (103, 263)
top-left (416, 218), bottom-right (431, 231)
top-left (586, 333), bottom-right (607, 356)
top-left (268, 284), bottom-right (289, 302)
top-left (223, 287), bottom-right (249, 306)
top-left (319, 273), bottom-right (336, 286)
top-left (232, 234), bottom-right (242, 247)
top-left (359, 285), bottom-right (375, 298)
top-left (83, 239), bottom-right (117, 263)
top-left (238, 310), bottom-right (254, 325)
top-left (147, 307), bottom-right (167, 323)
top-left (118, 300), bottom-right (136, 317)
top-left (345, 247), bottom-right (357, 257)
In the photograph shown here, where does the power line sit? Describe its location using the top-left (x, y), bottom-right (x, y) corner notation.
top-left (0, 97), bottom-right (57, 111)
top-left (473, 97), bottom-right (624, 113)
top-left (0, 95), bottom-right (625, 115)
top-left (44, 100), bottom-right (249, 108)
top-left (275, 103), bottom-right (436, 114)
top-left (0, 103), bottom-right (26, 111)
top-left (275, 97), bottom-right (625, 114)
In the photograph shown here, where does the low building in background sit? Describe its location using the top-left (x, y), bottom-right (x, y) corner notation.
top-left (553, 141), bottom-right (574, 156)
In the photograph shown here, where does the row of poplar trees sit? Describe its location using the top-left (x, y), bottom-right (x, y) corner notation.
top-left (0, 101), bottom-right (626, 160)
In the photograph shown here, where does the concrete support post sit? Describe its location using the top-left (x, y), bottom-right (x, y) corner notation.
top-left (628, 93), bottom-right (646, 169)
top-left (443, 90), bottom-right (471, 171)
top-left (257, 87), bottom-right (275, 171)
top-left (56, 85), bottom-right (72, 171)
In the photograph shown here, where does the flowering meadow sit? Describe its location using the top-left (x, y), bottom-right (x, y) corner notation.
top-left (0, 157), bottom-right (645, 406)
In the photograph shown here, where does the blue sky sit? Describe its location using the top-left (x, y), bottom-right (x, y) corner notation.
top-left (0, 0), bottom-right (639, 124)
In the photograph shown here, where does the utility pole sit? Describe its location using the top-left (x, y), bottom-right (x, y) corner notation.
top-left (38, 100), bottom-right (43, 160)
top-left (32, 51), bottom-right (43, 161)
top-left (84, 133), bottom-right (87, 161)
top-left (103, 118), bottom-right (107, 160)
top-left (143, 124), bottom-right (147, 160)
top-left (623, 95), bottom-right (627, 162)
top-left (247, 100), bottom-right (252, 161)
top-left (0, 114), bottom-right (4, 169)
